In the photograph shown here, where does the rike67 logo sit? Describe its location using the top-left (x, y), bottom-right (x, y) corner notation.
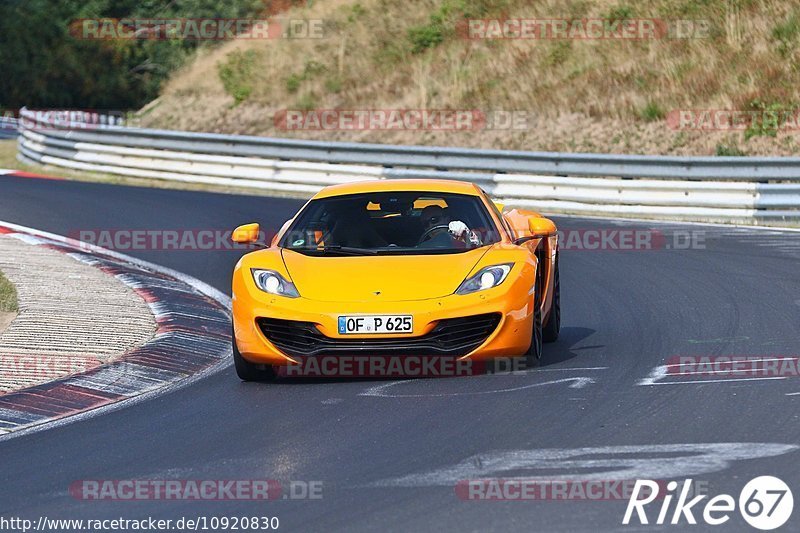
top-left (624, 476), bottom-right (793, 530)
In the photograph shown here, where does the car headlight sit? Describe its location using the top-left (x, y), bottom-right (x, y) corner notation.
top-left (456, 263), bottom-right (513, 295)
top-left (251, 269), bottom-right (300, 298)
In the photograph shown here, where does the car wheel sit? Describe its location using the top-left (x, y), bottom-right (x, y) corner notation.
top-left (543, 252), bottom-right (561, 343)
top-left (525, 275), bottom-right (544, 368)
top-left (232, 328), bottom-right (277, 382)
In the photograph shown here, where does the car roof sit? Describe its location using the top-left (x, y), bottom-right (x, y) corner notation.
top-left (311, 179), bottom-right (483, 199)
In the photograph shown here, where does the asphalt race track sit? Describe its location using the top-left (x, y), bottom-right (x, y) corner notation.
top-left (1, 174), bottom-right (799, 532)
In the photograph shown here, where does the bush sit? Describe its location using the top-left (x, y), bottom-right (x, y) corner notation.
top-left (607, 4), bottom-right (635, 21)
top-left (285, 74), bottom-right (303, 93)
top-left (744, 100), bottom-right (792, 140)
top-left (296, 92), bottom-right (317, 111)
top-left (546, 42), bottom-right (572, 66)
top-left (325, 77), bottom-right (343, 93)
top-left (640, 101), bottom-right (665, 122)
top-left (715, 143), bottom-right (746, 156)
top-left (303, 60), bottom-right (327, 76)
top-left (772, 12), bottom-right (800, 57)
top-left (407, 0), bottom-right (514, 55)
top-left (408, 14), bottom-right (447, 54)
top-left (347, 3), bottom-right (366, 23)
top-left (217, 49), bottom-right (260, 105)
top-left (285, 60), bottom-right (328, 94)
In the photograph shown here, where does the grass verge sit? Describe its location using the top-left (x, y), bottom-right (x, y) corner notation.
top-left (0, 269), bottom-right (18, 313)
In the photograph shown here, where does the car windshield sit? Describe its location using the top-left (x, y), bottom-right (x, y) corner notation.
top-left (279, 191), bottom-right (501, 256)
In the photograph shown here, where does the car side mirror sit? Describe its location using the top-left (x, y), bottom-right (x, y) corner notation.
top-left (232, 223), bottom-right (260, 244)
top-left (493, 201), bottom-right (505, 213)
top-left (514, 217), bottom-right (557, 245)
top-left (528, 217), bottom-right (557, 238)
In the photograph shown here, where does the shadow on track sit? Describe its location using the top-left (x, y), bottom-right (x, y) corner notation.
top-left (233, 326), bottom-right (599, 387)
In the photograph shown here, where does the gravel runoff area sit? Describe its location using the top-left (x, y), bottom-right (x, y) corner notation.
top-left (0, 233), bottom-right (157, 393)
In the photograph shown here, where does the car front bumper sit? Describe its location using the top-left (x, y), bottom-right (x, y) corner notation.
top-left (232, 272), bottom-right (536, 366)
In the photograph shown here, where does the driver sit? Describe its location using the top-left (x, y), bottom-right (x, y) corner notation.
top-left (419, 206), bottom-right (482, 247)
top-left (420, 205), bottom-right (450, 241)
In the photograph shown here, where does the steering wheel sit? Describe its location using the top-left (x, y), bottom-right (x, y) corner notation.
top-left (417, 224), bottom-right (451, 245)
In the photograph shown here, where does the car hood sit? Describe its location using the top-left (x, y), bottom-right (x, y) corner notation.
top-left (280, 248), bottom-right (490, 302)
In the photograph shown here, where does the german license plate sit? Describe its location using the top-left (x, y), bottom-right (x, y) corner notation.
top-left (338, 315), bottom-right (413, 334)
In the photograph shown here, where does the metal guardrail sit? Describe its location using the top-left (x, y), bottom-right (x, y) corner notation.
top-left (0, 117), bottom-right (19, 139)
top-left (16, 107), bottom-right (800, 224)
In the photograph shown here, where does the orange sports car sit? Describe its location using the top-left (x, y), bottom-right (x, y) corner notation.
top-left (230, 179), bottom-right (560, 381)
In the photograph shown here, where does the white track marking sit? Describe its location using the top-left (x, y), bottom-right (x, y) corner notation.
top-left (644, 377), bottom-right (786, 385)
top-left (677, 367), bottom-right (797, 377)
top-left (687, 336), bottom-right (749, 344)
top-left (665, 357), bottom-right (797, 366)
top-left (360, 376), bottom-right (596, 398)
top-left (536, 366), bottom-right (608, 372)
top-left (367, 443), bottom-right (799, 488)
top-left (638, 365), bottom-right (669, 386)
top-left (638, 358), bottom-right (797, 386)
top-left (786, 392), bottom-right (800, 396)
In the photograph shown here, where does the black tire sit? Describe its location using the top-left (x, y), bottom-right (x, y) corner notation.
top-left (543, 253), bottom-right (561, 343)
top-left (233, 328), bottom-right (277, 382)
top-left (525, 274), bottom-right (544, 368)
